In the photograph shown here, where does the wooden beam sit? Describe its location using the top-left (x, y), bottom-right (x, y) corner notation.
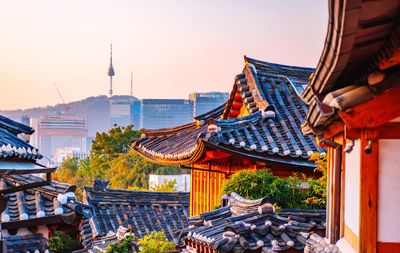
top-left (359, 128), bottom-right (379, 253)
top-left (0, 181), bottom-right (50, 195)
top-left (324, 121), bottom-right (345, 139)
top-left (378, 48), bottom-right (400, 70)
top-left (345, 127), bottom-right (361, 140)
top-left (379, 122), bottom-right (400, 139)
top-left (377, 242), bottom-right (400, 253)
top-left (2, 215), bottom-right (63, 230)
top-left (339, 86), bottom-right (400, 129)
top-left (204, 150), bottom-right (231, 160)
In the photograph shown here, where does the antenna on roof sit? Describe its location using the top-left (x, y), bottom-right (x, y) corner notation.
top-left (130, 72), bottom-right (133, 97)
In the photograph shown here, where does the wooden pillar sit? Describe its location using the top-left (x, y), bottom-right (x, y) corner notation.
top-left (190, 168), bottom-right (194, 216)
top-left (207, 164), bottom-right (211, 211)
top-left (359, 128), bottom-right (379, 253)
top-left (330, 144), bottom-right (342, 243)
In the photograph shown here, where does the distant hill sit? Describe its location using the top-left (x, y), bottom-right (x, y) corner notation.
top-left (0, 95), bottom-right (138, 137)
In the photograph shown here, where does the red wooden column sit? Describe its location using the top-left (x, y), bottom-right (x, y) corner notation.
top-left (359, 128), bottom-right (379, 253)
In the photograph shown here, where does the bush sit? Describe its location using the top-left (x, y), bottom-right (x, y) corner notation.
top-left (48, 231), bottom-right (81, 253)
top-left (150, 179), bottom-right (177, 192)
top-left (304, 153), bottom-right (327, 208)
top-left (137, 232), bottom-right (175, 253)
top-left (223, 153), bottom-right (327, 209)
top-left (106, 233), bottom-right (135, 253)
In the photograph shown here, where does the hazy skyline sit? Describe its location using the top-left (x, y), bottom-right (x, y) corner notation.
top-left (1, 0), bottom-right (328, 110)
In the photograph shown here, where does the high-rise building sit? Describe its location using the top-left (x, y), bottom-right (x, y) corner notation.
top-left (189, 92), bottom-right (229, 117)
top-left (54, 147), bottom-right (88, 164)
top-left (141, 99), bottom-right (193, 129)
top-left (29, 115), bottom-right (88, 162)
top-left (109, 96), bottom-right (141, 129)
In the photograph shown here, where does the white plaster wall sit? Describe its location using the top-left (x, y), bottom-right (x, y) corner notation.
top-left (37, 225), bottom-right (50, 239)
top-left (390, 116), bottom-right (400, 122)
top-left (16, 227), bottom-right (31, 235)
top-left (1, 229), bottom-right (10, 237)
top-left (344, 140), bottom-right (360, 236)
top-left (378, 139), bottom-right (400, 242)
top-left (149, 174), bottom-right (190, 192)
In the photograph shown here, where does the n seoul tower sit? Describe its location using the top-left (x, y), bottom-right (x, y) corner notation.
top-left (107, 44), bottom-right (115, 97)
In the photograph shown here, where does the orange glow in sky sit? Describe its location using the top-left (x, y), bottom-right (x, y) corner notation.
top-left (0, 0), bottom-right (328, 110)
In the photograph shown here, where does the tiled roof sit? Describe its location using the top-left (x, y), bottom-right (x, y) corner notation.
top-left (222, 57), bottom-right (314, 119)
top-left (300, 0), bottom-right (400, 135)
top-left (5, 233), bottom-right (48, 253)
top-left (0, 128), bottom-right (41, 160)
top-left (176, 193), bottom-right (326, 253)
top-left (302, 1), bottom-right (400, 104)
top-left (0, 174), bottom-right (91, 227)
top-left (210, 112), bottom-right (317, 160)
top-left (132, 57), bottom-right (323, 166)
top-left (84, 180), bottom-right (190, 241)
top-left (135, 122), bottom-right (206, 164)
top-left (194, 103), bottom-right (226, 121)
top-left (88, 226), bottom-right (138, 253)
top-left (0, 115), bottom-right (34, 135)
top-left (0, 115), bottom-right (42, 160)
top-left (304, 233), bottom-right (340, 253)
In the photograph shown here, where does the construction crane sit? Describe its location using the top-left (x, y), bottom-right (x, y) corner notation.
top-left (52, 82), bottom-right (70, 114)
top-left (53, 82), bottom-right (66, 104)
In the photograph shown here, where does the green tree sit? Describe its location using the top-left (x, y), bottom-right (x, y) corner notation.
top-left (48, 231), bottom-right (81, 253)
top-left (54, 157), bottom-right (85, 200)
top-left (137, 232), bottom-right (175, 253)
top-left (151, 179), bottom-right (177, 192)
top-left (304, 152), bottom-right (327, 208)
top-left (106, 233), bottom-right (136, 253)
top-left (90, 125), bottom-right (140, 179)
top-left (55, 125), bottom-right (184, 192)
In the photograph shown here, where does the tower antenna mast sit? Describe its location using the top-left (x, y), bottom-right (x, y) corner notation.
top-left (107, 44), bottom-right (115, 97)
top-left (130, 72), bottom-right (133, 97)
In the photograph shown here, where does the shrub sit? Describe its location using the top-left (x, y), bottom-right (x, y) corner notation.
top-left (48, 231), bottom-right (81, 253)
top-left (137, 232), bottom-right (176, 253)
top-left (105, 233), bottom-right (135, 253)
top-left (304, 153), bottom-right (327, 208)
top-left (223, 153), bottom-right (327, 209)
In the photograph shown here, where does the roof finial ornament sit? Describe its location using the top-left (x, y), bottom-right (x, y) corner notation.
top-left (107, 43), bottom-right (115, 97)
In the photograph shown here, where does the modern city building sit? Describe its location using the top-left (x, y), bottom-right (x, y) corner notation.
top-left (109, 96), bottom-right (140, 129)
top-left (189, 92), bottom-right (229, 117)
top-left (54, 147), bottom-right (88, 164)
top-left (140, 99), bottom-right (193, 129)
top-left (30, 115), bottom-right (88, 162)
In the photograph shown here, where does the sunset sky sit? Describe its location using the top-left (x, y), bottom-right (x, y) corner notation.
top-left (0, 0), bottom-right (328, 110)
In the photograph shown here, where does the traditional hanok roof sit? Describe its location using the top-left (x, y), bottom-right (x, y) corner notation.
top-left (176, 193), bottom-right (326, 253)
top-left (304, 233), bottom-right (340, 253)
top-left (84, 180), bottom-right (190, 242)
top-left (194, 103), bottom-right (226, 122)
top-left (0, 115), bottom-right (41, 161)
top-left (5, 233), bottom-right (48, 253)
top-left (0, 174), bottom-right (91, 230)
top-left (0, 115), bottom-right (34, 136)
top-left (132, 57), bottom-right (323, 167)
top-left (301, 0), bottom-right (400, 135)
top-left (88, 226), bottom-right (138, 253)
top-left (222, 57), bottom-right (313, 119)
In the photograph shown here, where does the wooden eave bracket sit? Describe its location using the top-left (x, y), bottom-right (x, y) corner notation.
top-left (338, 85), bottom-right (400, 129)
top-left (379, 48), bottom-right (400, 70)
